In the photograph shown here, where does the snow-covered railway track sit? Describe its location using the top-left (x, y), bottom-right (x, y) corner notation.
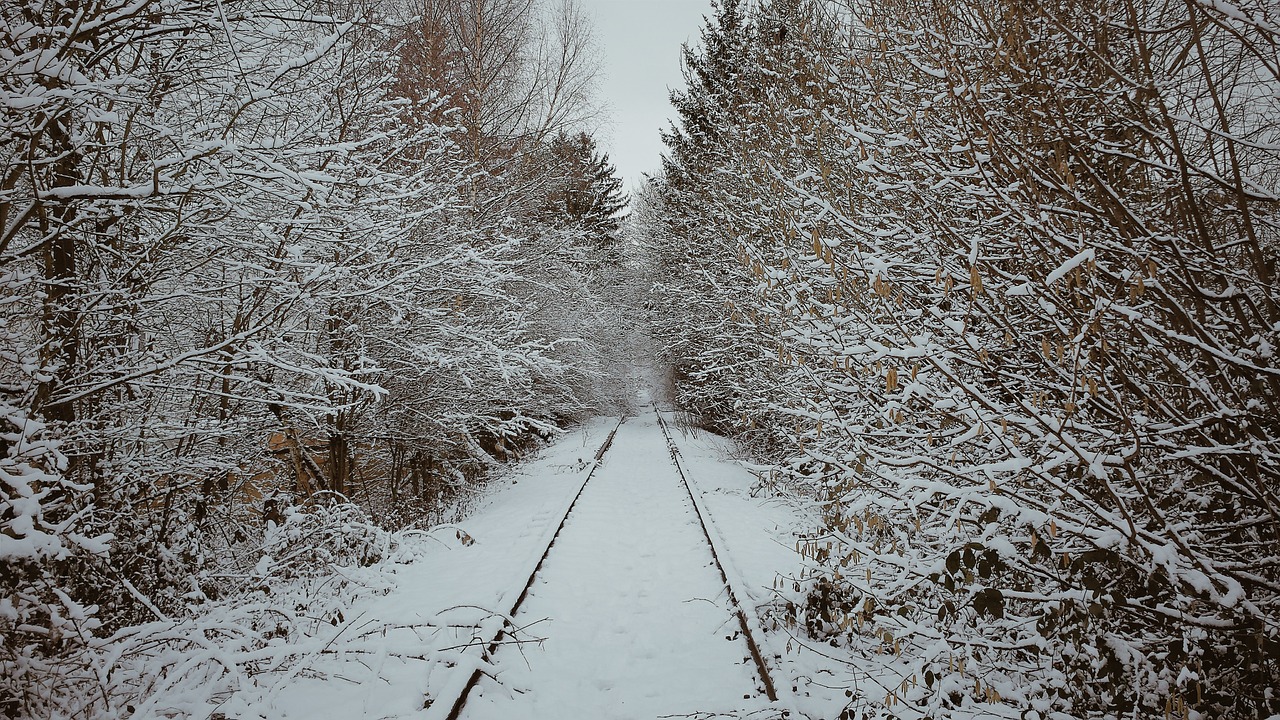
top-left (439, 411), bottom-right (781, 718)
top-left (438, 416), bottom-right (627, 720)
top-left (654, 409), bottom-right (780, 704)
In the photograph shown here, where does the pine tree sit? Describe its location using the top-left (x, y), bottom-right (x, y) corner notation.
top-left (659, 0), bottom-right (751, 193)
top-left (543, 131), bottom-right (628, 246)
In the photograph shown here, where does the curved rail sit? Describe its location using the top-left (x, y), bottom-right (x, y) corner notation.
top-left (654, 409), bottom-right (780, 703)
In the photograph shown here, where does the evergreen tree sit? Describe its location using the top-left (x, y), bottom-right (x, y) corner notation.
top-left (659, 0), bottom-right (751, 192)
top-left (543, 131), bottom-right (628, 245)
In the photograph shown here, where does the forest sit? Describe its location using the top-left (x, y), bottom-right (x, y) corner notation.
top-left (2, 0), bottom-right (632, 713)
top-left (2, 0), bottom-right (1278, 716)
top-left (643, 0), bottom-right (1279, 716)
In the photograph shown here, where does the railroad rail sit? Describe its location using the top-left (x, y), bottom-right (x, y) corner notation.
top-left (438, 410), bottom-right (781, 718)
top-left (654, 409), bottom-right (780, 703)
top-left (439, 416), bottom-right (625, 720)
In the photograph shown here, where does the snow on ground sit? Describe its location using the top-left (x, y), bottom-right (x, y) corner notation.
top-left (208, 418), bottom-right (619, 720)
top-left (193, 410), bottom-right (853, 720)
top-left (661, 413), bottom-right (858, 720)
top-left (461, 413), bottom-right (766, 719)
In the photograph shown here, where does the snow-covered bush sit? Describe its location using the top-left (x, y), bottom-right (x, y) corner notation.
top-left (1, 0), bottom-right (621, 712)
top-left (0, 398), bottom-right (109, 718)
top-left (261, 501), bottom-right (391, 578)
top-left (3, 497), bottom-right (421, 720)
top-left (646, 0), bottom-right (1280, 716)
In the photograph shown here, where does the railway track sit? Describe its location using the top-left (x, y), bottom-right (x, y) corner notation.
top-left (436, 410), bottom-right (782, 718)
top-left (653, 409), bottom-right (780, 704)
top-left (437, 416), bottom-right (625, 720)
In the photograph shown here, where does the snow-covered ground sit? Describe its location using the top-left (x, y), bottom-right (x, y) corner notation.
top-left (205, 418), bottom-right (619, 720)
top-left (661, 414), bottom-right (857, 720)
top-left (193, 411), bottom-right (856, 720)
top-left (462, 413), bottom-right (764, 719)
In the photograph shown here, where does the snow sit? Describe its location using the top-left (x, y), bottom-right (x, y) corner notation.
top-left (205, 418), bottom-right (619, 720)
top-left (1044, 248), bottom-right (1094, 285)
top-left (1195, 0), bottom-right (1280, 33)
top-left (194, 413), bottom-right (821, 718)
top-left (462, 413), bottom-right (766, 719)
top-left (660, 416), bottom-right (855, 720)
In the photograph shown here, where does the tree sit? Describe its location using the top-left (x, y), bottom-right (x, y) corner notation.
top-left (393, 0), bottom-right (600, 161)
top-left (1, 0), bottom-right (617, 713)
top-left (660, 0), bottom-right (752, 192)
top-left (542, 131), bottom-right (627, 246)
top-left (641, 0), bottom-right (1280, 715)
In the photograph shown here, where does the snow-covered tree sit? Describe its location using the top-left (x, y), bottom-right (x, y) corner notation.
top-left (643, 0), bottom-right (1280, 716)
top-left (1, 0), bottom-right (616, 712)
top-left (541, 130), bottom-right (627, 247)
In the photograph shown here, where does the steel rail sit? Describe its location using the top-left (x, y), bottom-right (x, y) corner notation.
top-left (439, 416), bottom-right (626, 720)
top-left (654, 409), bottom-right (780, 703)
top-left (441, 410), bottom-right (781, 718)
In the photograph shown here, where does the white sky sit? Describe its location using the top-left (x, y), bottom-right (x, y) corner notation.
top-left (580, 0), bottom-right (712, 193)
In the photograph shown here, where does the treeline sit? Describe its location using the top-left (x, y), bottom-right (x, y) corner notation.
top-left (640, 0), bottom-right (1278, 716)
top-left (1, 0), bottom-right (625, 711)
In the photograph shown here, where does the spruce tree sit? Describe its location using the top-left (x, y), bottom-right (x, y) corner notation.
top-left (543, 131), bottom-right (628, 246)
top-left (659, 0), bottom-right (751, 193)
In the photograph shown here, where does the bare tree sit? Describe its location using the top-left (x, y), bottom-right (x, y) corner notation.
top-left (394, 0), bottom-right (601, 160)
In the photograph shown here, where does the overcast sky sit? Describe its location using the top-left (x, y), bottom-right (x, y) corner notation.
top-left (581, 0), bottom-right (712, 192)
